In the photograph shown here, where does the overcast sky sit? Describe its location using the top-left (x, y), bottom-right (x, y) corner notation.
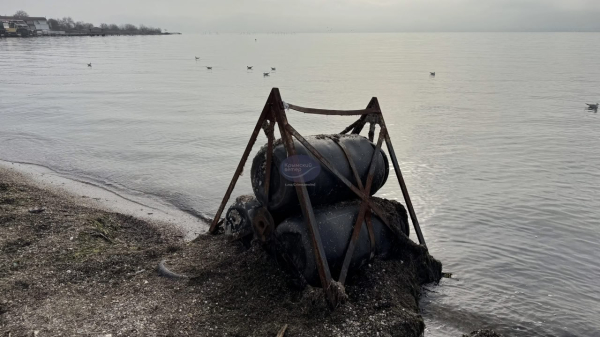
top-left (4, 0), bottom-right (600, 33)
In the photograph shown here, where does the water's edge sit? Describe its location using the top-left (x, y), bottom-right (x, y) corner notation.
top-left (0, 159), bottom-right (209, 240)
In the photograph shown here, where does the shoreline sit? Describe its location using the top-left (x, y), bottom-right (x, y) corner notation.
top-left (0, 165), bottom-right (436, 336)
top-left (0, 160), bottom-right (207, 240)
top-left (0, 164), bottom-right (501, 336)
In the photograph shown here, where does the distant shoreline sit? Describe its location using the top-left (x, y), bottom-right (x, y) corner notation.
top-left (1, 32), bottom-right (182, 38)
top-left (1, 14), bottom-right (174, 38)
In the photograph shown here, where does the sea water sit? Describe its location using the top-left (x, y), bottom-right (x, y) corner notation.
top-left (1, 33), bottom-right (599, 336)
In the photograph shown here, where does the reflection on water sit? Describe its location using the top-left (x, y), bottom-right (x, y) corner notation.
top-left (1, 33), bottom-right (600, 336)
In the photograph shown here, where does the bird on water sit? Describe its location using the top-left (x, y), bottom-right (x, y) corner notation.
top-left (206, 66), bottom-right (213, 70)
top-left (430, 72), bottom-right (435, 76)
top-left (247, 66), bottom-right (253, 70)
top-left (88, 63), bottom-right (92, 67)
top-left (271, 67), bottom-right (276, 71)
top-left (195, 56), bottom-right (200, 60)
top-left (263, 72), bottom-right (270, 77)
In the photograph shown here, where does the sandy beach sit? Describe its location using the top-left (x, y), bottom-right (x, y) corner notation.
top-left (0, 164), bottom-right (501, 336)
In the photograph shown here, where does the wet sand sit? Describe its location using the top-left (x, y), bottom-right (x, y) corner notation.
top-left (0, 165), bottom-right (497, 336)
top-left (0, 160), bottom-right (208, 240)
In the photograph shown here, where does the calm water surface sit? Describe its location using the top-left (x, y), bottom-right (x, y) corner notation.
top-left (1, 33), bottom-right (599, 336)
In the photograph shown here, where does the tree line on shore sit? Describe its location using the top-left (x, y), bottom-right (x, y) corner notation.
top-left (11, 10), bottom-right (162, 34)
top-left (50, 18), bottom-right (162, 34)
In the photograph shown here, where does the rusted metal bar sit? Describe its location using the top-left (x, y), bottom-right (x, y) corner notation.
top-left (335, 141), bottom-right (364, 191)
top-left (340, 118), bottom-right (361, 135)
top-left (361, 128), bottom-right (386, 262)
top-left (208, 93), bottom-right (272, 234)
top-left (351, 115), bottom-right (367, 135)
top-left (350, 101), bottom-right (377, 134)
top-left (338, 130), bottom-right (385, 284)
top-left (368, 203), bottom-right (390, 228)
top-left (370, 97), bottom-right (426, 248)
top-left (368, 122), bottom-right (376, 142)
top-left (263, 114), bottom-right (275, 206)
top-left (362, 127), bottom-right (385, 194)
top-left (287, 103), bottom-right (379, 116)
top-left (338, 202), bottom-right (368, 284)
top-left (365, 210), bottom-right (376, 259)
top-left (384, 132), bottom-right (427, 248)
top-left (271, 89), bottom-right (335, 304)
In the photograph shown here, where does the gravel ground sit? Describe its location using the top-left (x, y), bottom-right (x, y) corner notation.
top-left (0, 166), bottom-right (501, 337)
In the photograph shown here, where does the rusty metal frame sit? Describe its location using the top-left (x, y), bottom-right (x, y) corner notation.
top-left (209, 88), bottom-right (426, 307)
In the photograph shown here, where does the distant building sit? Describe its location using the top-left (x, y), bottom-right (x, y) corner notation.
top-left (0, 18), bottom-right (30, 36)
top-left (0, 16), bottom-right (50, 35)
top-left (90, 27), bottom-right (103, 34)
top-left (26, 17), bottom-right (50, 33)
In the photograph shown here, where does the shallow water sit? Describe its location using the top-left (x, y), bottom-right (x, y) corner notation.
top-left (1, 33), bottom-right (599, 336)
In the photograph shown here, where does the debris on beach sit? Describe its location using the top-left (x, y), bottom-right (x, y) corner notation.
top-left (209, 88), bottom-right (442, 308)
top-left (27, 207), bottom-right (45, 214)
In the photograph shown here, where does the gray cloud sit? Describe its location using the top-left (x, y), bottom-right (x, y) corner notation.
top-left (3, 0), bottom-right (600, 32)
